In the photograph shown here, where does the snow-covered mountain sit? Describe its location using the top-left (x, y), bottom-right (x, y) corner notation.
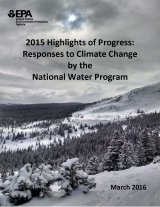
top-left (1, 82), bottom-right (160, 151)
top-left (72, 82), bottom-right (160, 124)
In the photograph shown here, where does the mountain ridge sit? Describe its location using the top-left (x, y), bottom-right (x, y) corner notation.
top-left (71, 82), bottom-right (160, 123)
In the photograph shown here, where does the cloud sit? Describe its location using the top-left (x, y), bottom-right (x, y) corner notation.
top-left (0, 0), bottom-right (160, 103)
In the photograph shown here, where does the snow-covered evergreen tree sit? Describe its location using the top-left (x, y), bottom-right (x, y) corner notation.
top-left (119, 140), bottom-right (135, 169)
top-left (134, 140), bottom-right (146, 166)
top-left (31, 164), bottom-right (54, 197)
top-left (103, 131), bottom-right (123, 171)
top-left (87, 156), bottom-right (100, 175)
top-left (55, 158), bottom-right (96, 195)
top-left (140, 129), bottom-right (156, 162)
top-left (3, 164), bottom-right (33, 204)
top-left (1, 163), bottom-right (55, 204)
top-left (151, 130), bottom-right (160, 155)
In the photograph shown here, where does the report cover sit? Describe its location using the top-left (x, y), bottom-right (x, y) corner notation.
top-left (0, 0), bottom-right (160, 206)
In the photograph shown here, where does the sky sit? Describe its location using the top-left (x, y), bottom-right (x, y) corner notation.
top-left (0, 0), bottom-right (160, 104)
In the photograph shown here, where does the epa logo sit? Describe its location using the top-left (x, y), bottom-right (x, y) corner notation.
top-left (8, 10), bottom-right (32, 18)
top-left (8, 10), bottom-right (15, 18)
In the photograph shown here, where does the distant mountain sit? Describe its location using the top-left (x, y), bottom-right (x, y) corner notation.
top-left (0, 102), bottom-right (87, 125)
top-left (72, 82), bottom-right (160, 123)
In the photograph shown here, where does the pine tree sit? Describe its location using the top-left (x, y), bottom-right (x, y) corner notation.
top-left (119, 140), bottom-right (135, 169)
top-left (31, 164), bottom-right (54, 197)
top-left (103, 131), bottom-right (123, 171)
top-left (1, 164), bottom-right (54, 204)
top-left (152, 130), bottom-right (160, 155)
top-left (134, 140), bottom-right (146, 166)
top-left (86, 156), bottom-right (99, 175)
top-left (140, 129), bottom-right (156, 162)
top-left (9, 164), bottom-right (33, 204)
top-left (55, 158), bottom-right (96, 195)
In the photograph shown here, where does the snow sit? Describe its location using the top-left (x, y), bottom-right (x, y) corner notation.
top-left (71, 82), bottom-right (160, 124)
top-left (0, 122), bottom-right (60, 152)
top-left (76, 170), bottom-right (88, 179)
top-left (11, 190), bottom-right (32, 200)
top-left (49, 182), bottom-right (66, 198)
top-left (0, 192), bottom-right (11, 206)
top-left (21, 163), bottom-right (160, 206)
top-left (0, 120), bottom-right (96, 152)
top-left (0, 82), bottom-right (160, 152)
top-left (61, 158), bottom-right (79, 168)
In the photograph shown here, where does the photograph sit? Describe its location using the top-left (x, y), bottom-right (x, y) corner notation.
top-left (0, 0), bottom-right (160, 206)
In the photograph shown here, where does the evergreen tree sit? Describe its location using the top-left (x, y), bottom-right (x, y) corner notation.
top-left (103, 131), bottom-right (123, 171)
top-left (7, 164), bottom-right (32, 205)
top-left (134, 140), bottom-right (146, 166)
top-left (119, 140), bottom-right (135, 169)
top-left (1, 164), bottom-right (54, 204)
top-left (86, 156), bottom-right (99, 175)
top-left (55, 158), bottom-right (96, 195)
top-left (140, 129), bottom-right (156, 162)
top-left (152, 130), bottom-right (160, 155)
top-left (31, 164), bottom-right (54, 197)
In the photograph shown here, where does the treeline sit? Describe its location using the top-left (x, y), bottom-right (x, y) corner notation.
top-left (0, 112), bottom-right (160, 177)
top-left (0, 103), bottom-right (87, 126)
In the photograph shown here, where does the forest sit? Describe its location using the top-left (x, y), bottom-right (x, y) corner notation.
top-left (0, 111), bottom-right (160, 178)
top-left (0, 103), bottom-right (87, 126)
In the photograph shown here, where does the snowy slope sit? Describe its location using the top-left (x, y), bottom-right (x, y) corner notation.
top-left (0, 119), bottom-right (96, 152)
top-left (72, 82), bottom-right (160, 124)
top-left (21, 163), bottom-right (160, 206)
top-left (1, 82), bottom-right (160, 151)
